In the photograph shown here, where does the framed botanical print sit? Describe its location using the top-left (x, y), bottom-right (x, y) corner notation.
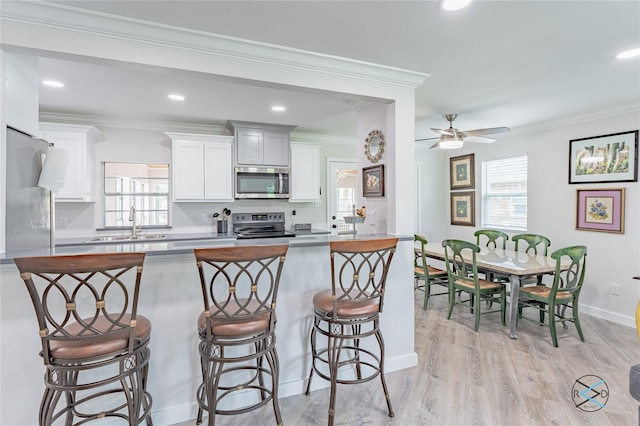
top-left (576, 188), bottom-right (625, 233)
top-left (450, 153), bottom-right (475, 190)
top-left (450, 191), bottom-right (475, 226)
top-left (363, 164), bottom-right (384, 197)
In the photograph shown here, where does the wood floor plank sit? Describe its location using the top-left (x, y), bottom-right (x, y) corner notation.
top-left (172, 290), bottom-right (638, 426)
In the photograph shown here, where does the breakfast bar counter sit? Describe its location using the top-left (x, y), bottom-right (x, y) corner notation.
top-left (0, 233), bottom-right (414, 425)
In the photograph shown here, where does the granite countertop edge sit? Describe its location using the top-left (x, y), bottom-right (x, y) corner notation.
top-left (1, 232), bottom-right (411, 265)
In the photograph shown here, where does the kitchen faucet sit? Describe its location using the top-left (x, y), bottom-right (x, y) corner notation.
top-left (129, 206), bottom-right (139, 239)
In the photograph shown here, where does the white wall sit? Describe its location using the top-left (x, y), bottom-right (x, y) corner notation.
top-left (357, 102), bottom-right (390, 234)
top-left (417, 109), bottom-right (639, 326)
top-left (415, 146), bottom-right (447, 243)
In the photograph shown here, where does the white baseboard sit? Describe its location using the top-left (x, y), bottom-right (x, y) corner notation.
top-left (581, 303), bottom-right (635, 328)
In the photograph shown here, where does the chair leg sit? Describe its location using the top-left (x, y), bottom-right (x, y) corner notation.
top-left (141, 359), bottom-right (153, 426)
top-left (352, 324), bottom-right (362, 379)
top-left (447, 289), bottom-right (455, 320)
top-left (255, 341), bottom-right (268, 401)
top-left (374, 327), bottom-right (394, 418)
top-left (196, 356), bottom-right (206, 425)
top-left (500, 289), bottom-right (506, 327)
top-left (265, 342), bottom-right (283, 426)
top-left (549, 303), bottom-right (559, 348)
top-left (305, 319), bottom-right (319, 396)
top-left (422, 282), bottom-right (430, 310)
top-left (573, 302), bottom-right (585, 342)
top-left (473, 292), bottom-right (481, 332)
top-left (40, 386), bottom-right (56, 426)
top-left (327, 332), bottom-right (344, 426)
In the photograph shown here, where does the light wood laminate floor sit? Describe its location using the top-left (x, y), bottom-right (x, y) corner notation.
top-left (172, 290), bottom-right (638, 425)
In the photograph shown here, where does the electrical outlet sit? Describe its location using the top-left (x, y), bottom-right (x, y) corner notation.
top-left (59, 216), bottom-right (67, 228)
top-left (611, 283), bottom-right (620, 296)
top-left (198, 213), bottom-right (208, 223)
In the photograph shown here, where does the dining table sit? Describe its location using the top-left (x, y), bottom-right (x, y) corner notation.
top-left (422, 242), bottom-right (570, 339)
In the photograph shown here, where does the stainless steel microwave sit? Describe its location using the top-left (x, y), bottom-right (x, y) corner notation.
top-left (235, 167), bottom-right (290, 199)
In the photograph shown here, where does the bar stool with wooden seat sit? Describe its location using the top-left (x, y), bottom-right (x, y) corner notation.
top-left (304, 238), bottom-right (398, 426)
top-left (193, 245), bottom-right (288, 426)
top-left (13, 252), bottom-right (153, 426)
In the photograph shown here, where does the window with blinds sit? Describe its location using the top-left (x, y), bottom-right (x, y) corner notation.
top-left (481, 156), bottom-right (527, 231)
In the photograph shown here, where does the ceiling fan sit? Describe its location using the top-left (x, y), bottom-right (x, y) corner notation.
top-left (416, 114), bottom-right (510, 149)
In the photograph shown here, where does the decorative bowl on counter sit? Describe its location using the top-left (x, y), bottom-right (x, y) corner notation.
top-left (343, 216), bottom-right (365, 224)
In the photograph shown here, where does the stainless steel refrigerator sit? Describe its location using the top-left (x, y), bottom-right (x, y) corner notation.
top-left (5, 126), bottom-right (52, 251)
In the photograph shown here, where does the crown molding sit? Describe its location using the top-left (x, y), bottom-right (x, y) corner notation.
top-left (39, 112), bottom-right (356, 146)
top-left (291, 132), bottom-right (356, 146)
top-left (505, 101), bottom-right (640, 138)
top-left (1, 1), bottom-right (428, 89)
top-left (39, 112), bottom-right (230, 135)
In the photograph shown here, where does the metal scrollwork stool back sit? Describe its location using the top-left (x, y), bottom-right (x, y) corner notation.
top-left (14, 252), bottom-right (153, 426)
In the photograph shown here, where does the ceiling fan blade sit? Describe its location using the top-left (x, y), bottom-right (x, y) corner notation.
top-left (415, 136), bottom-right (441, 142)
top-left (429, 140), bottom-right (442, 149)
top-left (430, 128), bottom-right (454, 136)
top-left (459, 126), bottom-right (510, 138)
top-left (464, 135), bottom-right (496, 143)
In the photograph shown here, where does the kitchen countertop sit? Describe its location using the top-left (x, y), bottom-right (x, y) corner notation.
top-left (0, 229), bottom-right (415, 265)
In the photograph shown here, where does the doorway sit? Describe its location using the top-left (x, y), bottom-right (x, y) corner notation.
top-left (327, 158), bottom-right (357, 235)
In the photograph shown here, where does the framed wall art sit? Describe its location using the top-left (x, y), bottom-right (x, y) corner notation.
top-left (450, 153), bottom-right (475, 190)
top-left (569, 130), bottom-right (638, 184)
top-left (576, 188), bottom-right (625, 233)
top-left (450, 191), bottom-right (475, 226)
top-left (363, 164), bottom-right (384, 197)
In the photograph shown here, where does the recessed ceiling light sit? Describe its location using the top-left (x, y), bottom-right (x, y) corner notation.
top-left (168, 94), bottom-right (185, 101)
top-left (616, 48), bottom-right (640, 59)
top-left (441, 0), bottom-right (472, 11)
top-left (271, 106), bottom-right (286, 112)
top-left (42, 80), bottom-right (64, 88)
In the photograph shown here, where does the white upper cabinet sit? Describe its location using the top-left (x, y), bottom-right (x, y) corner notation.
top-left (290, 142), bottom-right (321, 202)
top-left (167, 132), bottom-right (233, 202)
top-left (227, 121), bottom-right (296, 167)
top-left (39, 123), bottom-right (101, 202)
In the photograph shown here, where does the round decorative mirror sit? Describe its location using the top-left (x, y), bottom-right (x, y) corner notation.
top-left (364, 129), bottom-right (385, 163)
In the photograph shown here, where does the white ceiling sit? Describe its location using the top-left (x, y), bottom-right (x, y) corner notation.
top-left (33, 1), bottom-right (640, 142)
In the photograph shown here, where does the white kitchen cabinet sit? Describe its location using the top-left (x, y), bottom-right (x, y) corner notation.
top-left (167, 132), bottom-right (233, 202)
top-left (39, 123), bottom-right (101, 202)
top-left (290, 142), bottom-right (321, 202)
top-left (227, 121), bottom-right (296, 167)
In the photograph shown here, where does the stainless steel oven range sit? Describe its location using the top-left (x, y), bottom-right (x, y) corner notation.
top-left (232, 212), bottom-right (296, 239)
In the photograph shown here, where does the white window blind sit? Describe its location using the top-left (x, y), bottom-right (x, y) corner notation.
top-left (481, 156), bottom-right (527, 231)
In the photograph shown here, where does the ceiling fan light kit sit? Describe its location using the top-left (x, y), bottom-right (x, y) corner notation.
top-left (416, 113), bottom-right (510, 149)
top-left (438, 134), bottom-right (465, 149)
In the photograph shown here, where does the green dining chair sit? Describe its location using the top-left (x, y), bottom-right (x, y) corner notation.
top-left (512, 233), bottom-right (551, 285)
top-left (414, 234), bottom-right (448, 310)
top-left (517, 245), bottom-right (587, 347)
top-left (442, 239), bottom-right (506, 332)
top-left (474, 229), bottom-right (509, 249)
top-left (474, 229), bottom-right (510, 282)
top-left (512, 233), bottom-right (551, 256)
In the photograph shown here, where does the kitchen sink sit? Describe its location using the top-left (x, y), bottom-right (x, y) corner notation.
top-left (88, 236), bottom-right (131, 242)
top-left (85, 234), bottom-right (167, 243)
top-left (131, 234), bottom-right (167, 240)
